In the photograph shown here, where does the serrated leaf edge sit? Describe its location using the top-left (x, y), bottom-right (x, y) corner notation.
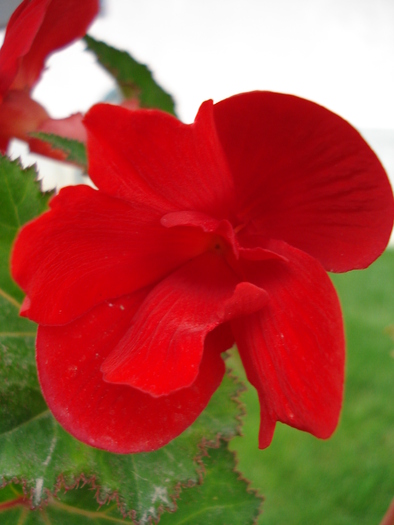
top-left (0, 366), bottom-right (252, 524)
top-left (30, 133), bottom-right (87, 169)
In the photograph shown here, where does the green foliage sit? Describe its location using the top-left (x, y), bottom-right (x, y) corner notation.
top-left (160, 442), bottom-right (262, 525)
top-left (0, 156), bottom-right (51, 302)
top-left (0, 443), bottom-right (262, 524)
top-left (31, 134), bottom-right (87, 169)
top-left (0, 483), bottom-right (135, 524)
top-left (0, 156), bottom-right (259, 523)
top-left (0, 376), bottom-right (245, 522)
top-left (230, 249), bottom-right (394, 524)
top-left (0, 157), bottom-right (49, 433)
top-left (84, 34), bottom-right (176, 115)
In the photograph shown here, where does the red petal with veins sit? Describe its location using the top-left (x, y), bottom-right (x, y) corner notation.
top-left (84, 101), bottom-right (235, 218)
top-left (213, 91), bottom-right (394, 272)
top-left (10, 89), bottom-right (393, 454)
top-left (11, 185), bottom-right (212, 325)
top-left (102, 252), bottom-right (268, 396)
top-left (36, 291), bottom-right (229, 453)
top-left (232, 241), bottom-right (345, 448)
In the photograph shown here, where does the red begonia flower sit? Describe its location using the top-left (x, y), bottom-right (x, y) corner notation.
top-left (0, 0), bottom-right (98, 152)
top-left (11, 91), bottom-right (394, 453)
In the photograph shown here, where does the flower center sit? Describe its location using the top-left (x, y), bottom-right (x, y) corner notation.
top-left (211, 236), bottom-right (228, 255)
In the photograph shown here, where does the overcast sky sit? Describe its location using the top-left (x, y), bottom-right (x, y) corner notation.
top-left (1, 0), bottom-right (393, 127)
top-left (26, 0), bottom-right (394, 131)
top-left (1, 0), bottom-right (393, 208)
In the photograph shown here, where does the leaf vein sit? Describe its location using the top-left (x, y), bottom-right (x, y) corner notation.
top-left (0, 288), bottom-right (21, 309)
top-left (49, 499), bottom-right (129, 523)
top-left (0, 410), bottom-right (50, 437)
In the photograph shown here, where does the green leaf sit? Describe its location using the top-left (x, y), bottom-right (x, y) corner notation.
top-left (0, 442), bottom-right (262, 524)
top-left (84, 34), bottom-right (176, 115)
top-left (0, 373), bottom-right (245, 522)
top-left (0, 156), bottom-right (49, 435)
top-left (0, 155), bottom-right (50, 446)
top-left (31, 134), bottom-right (87, 169)
top-left (159, 441), bottom-right (262, 525)
top-left (0, 156), bottom-right (52, 303)
top-left (0, 482), bottom-right (134, 524)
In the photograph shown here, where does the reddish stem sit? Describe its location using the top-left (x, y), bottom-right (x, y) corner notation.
top-left (381, 498), bottom-right (394, 525)
top-left (0, 496), bottom-right (26, 512)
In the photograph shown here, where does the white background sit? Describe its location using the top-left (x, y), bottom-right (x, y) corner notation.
top-left (30, 0), bottom-right (394, 130)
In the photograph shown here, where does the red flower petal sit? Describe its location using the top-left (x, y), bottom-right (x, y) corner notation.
top-left (213, 91), bottom-right (394, 272)
top-left (11, 185), bottom-right (212, 325)
top-left (0, 90), bottom-right (49, 144)
top-left (36, 113), bottom-right (87, 143)
top-left (0, 0), bottom-right (49, 97)
top-left (84, 101), bottom-right (235, 218)
top-left (0, 136), bottom-right (9, 153)
top-left (102, 252), bottom-right (268, 396)
top-left (36, 291), bottom-right (228, 453)
top-left (0, 0), bottom-right (99, 94)
top-left (232, 241), bottom-right (345, 448)
top-left (161, 211), bottom-right (240, 258)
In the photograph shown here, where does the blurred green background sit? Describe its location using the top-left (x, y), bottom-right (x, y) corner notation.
top-left (231, 248), bottom-right (394, 525)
